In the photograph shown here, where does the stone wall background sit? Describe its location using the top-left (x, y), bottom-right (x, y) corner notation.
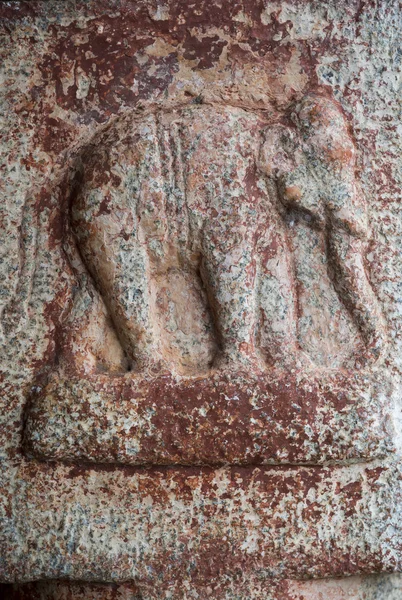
top-left (1, 1), bottom-right (402, 598)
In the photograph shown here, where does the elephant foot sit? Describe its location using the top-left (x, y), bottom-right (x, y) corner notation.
top-left (212, 347), bottom-right (267, 375)
top-left (127, 355), bottom-right (171, 377)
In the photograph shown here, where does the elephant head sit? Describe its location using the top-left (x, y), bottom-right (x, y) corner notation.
top-left (259, 94), bottom-right (386, 364)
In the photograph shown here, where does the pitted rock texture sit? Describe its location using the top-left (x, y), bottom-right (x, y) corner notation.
top-left (3, 462), bottom-right (402, 596)
top-left (1, 1), bottom-right (402, 598)
top-left (25, 370), bottom-right (393, 466)
top-left (64, 98), bottom-right (384, 376)
top-left (22, 96), bottom-right (390, 466)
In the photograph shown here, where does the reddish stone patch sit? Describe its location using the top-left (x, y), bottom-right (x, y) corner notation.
top-left (24, 369), bottom-right (391, 466)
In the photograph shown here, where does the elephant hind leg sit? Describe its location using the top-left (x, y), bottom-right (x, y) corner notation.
top-left (71, 212), bottom-right (166, 374)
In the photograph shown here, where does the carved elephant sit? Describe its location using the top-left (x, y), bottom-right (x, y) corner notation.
top-left (67, 96), bottom-right (385, 374)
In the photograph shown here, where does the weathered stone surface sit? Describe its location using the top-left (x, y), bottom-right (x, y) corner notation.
top-left (1, 1), bottom-right (402, 598)
top-left (25, 370), bottom-right (393, 466)
top-left (2, 461), bottom-right (402, 594)
top-left (23, 98), bottom-right (393, 467)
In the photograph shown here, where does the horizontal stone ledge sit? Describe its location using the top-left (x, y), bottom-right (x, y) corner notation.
top-left (2, 460), bottom-right (402, 586)
top-left (5, 574), bottom-right (402, 600)
top-left (23, 368), bottom-right (394, 466)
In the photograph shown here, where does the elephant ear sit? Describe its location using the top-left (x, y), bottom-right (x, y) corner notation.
top-left (259, 123), bottom-right (327, 226)
top-left (258, 124), bottom-right (299, 178)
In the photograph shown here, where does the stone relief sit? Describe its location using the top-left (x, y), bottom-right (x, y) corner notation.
top-left (2, 1), bottom-right (402, 597)
top-left (23, 94), bottom-right (391, 467)
top-left (47, 95), bottom-right (386, 376)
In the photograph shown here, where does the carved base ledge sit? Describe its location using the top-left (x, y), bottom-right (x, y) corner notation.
top-left (24, 368), bottom-right (394, 466)
top-left (5, 575), bottom-right (402, 600)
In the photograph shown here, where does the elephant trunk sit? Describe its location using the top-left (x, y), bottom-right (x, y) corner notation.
top-left (328, 225), bottom-right (387, 364)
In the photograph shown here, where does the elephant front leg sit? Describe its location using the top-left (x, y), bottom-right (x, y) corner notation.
top-left (200, 236), bottom-right (263, 372)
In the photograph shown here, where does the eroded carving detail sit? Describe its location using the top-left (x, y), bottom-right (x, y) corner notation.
top-left (64, 95), bottom-right (384, 377)
top-left (24, 94), bottom-right (389, 466)
top-left (260, 96), bottom-right (385, 365)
